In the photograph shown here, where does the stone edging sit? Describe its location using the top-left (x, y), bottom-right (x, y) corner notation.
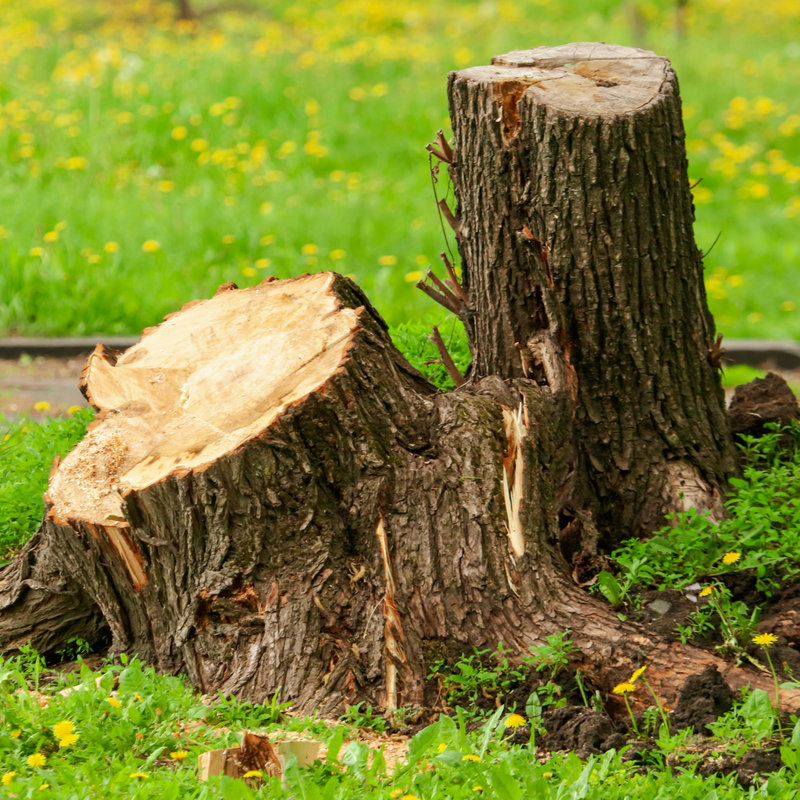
top-left (0, 336), bottom-right (799, 369)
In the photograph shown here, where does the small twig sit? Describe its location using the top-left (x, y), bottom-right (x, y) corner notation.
top-left (439, 253), bottom-right (468, 304)
top-left (689, 177), bottom-right (703, 190)
top-left (415, 279), bottom-right (463, 316)
top-left (430, 326), bottom-right (466, 387)
top-left (436, 130), bottom-right (454, 162)
top-left (707, 333), bottom-right (729, 368)
top-left (426, 269), bottom-right (465, 311)
top-left (701, 231), bottom-right (722, 258)
top-left (437, 198), bottom-right (460, 234)
top-left (425, 144), bottom-right (451, 164)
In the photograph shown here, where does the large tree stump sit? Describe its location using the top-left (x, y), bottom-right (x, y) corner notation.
top-left (2, 43), bottom-right (797, 715)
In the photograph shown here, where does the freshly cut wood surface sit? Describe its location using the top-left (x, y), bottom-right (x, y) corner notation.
top-left (46, 273), bottom-right (360, 525)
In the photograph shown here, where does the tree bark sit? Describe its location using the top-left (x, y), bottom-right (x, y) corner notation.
top-left (1, 44), bottom-right (794, 716)
top-left (447, 42), bottom-right (737, 547)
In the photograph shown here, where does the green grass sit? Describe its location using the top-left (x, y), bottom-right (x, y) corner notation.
top-left (2, 649), bottom-right (800, 799)
top-left (0, 0), bottom-right (797, 339)
top-left (0, 409), bottom-right (95, 560)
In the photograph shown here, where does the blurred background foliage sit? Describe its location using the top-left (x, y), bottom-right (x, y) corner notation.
top-left (0, 0), bottom-right (797, 339)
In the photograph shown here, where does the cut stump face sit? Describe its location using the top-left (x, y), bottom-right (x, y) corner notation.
top-left (47, 275), bottom-right (361, 526)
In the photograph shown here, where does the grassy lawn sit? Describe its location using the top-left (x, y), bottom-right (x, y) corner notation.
top-left (0, 0), bottom-right (797, 340)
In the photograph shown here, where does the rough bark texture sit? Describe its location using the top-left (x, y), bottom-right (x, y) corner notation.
top-left (1, 43), bottom-right (795, 717)
top-left (447, 42), bottom-right (737, 546)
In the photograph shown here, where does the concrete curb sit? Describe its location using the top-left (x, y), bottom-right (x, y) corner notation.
top-left (1, 336), bottom-right (799, 369)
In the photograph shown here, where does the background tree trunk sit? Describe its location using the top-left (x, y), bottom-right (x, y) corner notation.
top-left (1, 44), bottom-right (792, 716)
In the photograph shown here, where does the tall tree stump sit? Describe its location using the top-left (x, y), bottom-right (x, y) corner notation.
top-left (2, 44), bottom-right (795, 715)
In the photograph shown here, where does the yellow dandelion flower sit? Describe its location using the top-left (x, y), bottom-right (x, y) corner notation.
top-left (389, 791), bottom-right (402, 799)
top-left (190, 139), bottom-right (208, 152)
top-left (330, 249), bottom-right (346, 260)
top-left (43, 231), bottom-right (58, 243)
top-left (629, 666), bottom-right (647, 683)
top-left (104, 241), bottom-right (120, 253)
top-left (473, 787), bottom-right (483, 793)
top-left (107, 695), bottom-right (122, 708)
top-left (781, 301), bottom-right (796, 312)
top-left (2, 772), bottom-right (15, 786)
top-left (10, 730), bottom-right (21, 738)
top-left (242, 266), bottom-right (256, 277)
top-left (503, 713), bottom-right (526, 728)
top-left (721, 551), bottom-right (741, 565)
top-left (38, 783), bottom-right (50, 790)
top-left (170, 750), bottom-right (189, 760)
top-left (437, 742), bottom-right (446, 753)
top-left (612, 682), bottom-right (636, 695)
top-left (753, 632), bottom-right (778, 648)
top-left (259, 234), bottom-right (275, 246)
top-left (405, 271), bottom-right (423, 282)
top-left (33, 401), bottom-right (51, 412)
top-left (222, 234), bottom-right (235, 244)
top-left (88, 254), bottom-right (101, 265)
top-left (255, 258), bottom-right (271, 269)
top-left (58, 732), bottom-right (79, 747)
top-left (301, 243), bottom-right (318, 255)
top-left (400, 795), bottom-right (420, 800)
top-left (349, 87), bottom-right (366, 101)
top-left (543, 772), bottom-right (553, 778)
top-left (699, 585), bottom-right (714, 597)
top-left (462, 754), bottom-right (481, 762)
top-left (259, 202), bottom-right (274, 215)
top-left (27, 752), bottom-right (46, 768)
top-left (29, 246), bottom-right (44, 257)
top-left (129, 772), bottom-right (149, 779)
top-left (171, 126), bottom-right (187, 140)
top-left (142, 240), bottom-right (160, 253)
top-left (157, 180), bottom-right (175, 193)
top-left (53, 720), bottom-right (74, 740)
top-left (242, 770), bottom-right (262, 778)
top-left (378, 255), bottom-right (397, 266)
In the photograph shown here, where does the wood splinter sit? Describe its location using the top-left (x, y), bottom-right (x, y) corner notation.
top-left (429, 325), bottom-right (466, 387)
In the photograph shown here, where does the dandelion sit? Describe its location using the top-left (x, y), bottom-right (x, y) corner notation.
top-left (400, 795), bottom-right (420, 800)
top-left (612, 682), bottom-right (635, 695)
top-left (129, 772), bottom-right (149, 779)
top-left (781, 301), bottom-right (796, 312)
top-left (301, 243), bottom-right (318, 255)
top-left (462, 754), bottom-right (480, 762)
top-left (378, 255), bottom-right (397, 266)
top-left (629, 666), bottom-right (647, 683)
top-left (349, 87), bottom-right (366, 101)
top-left (142, 240), bottom-right (160, 253)
top-left (88, 254), bottom-right (101, 265)
top-left (38, 784), bottom-right (50, 790)
top-left (30, 246), bottom-right (44, 257)
top-left (405, 270), bottom-right (423, 282)
top-left (242, 770), bottom-right (262, 778)
top-left (2, 772), bottom-right (15, 786)
top-left (170, 750), bottom-right (189, 760)
top-left (259, 202), bottom-right (274, 215)
top-left (503, 713), bottom-right (526, 728)
top-left (753, 632), bottom-right (778, 648)
top-left (58, 732), bottom-right (79, 747)
top-left (53, 720), bottom-right (74, 740)
top-left (242, 266), bottom-right (256, 277)
top-left (10, 730), bottom-right (21, 738)
top-left (171, 126), bottom-right (187, 140)
top-left (33, 401), bottom-right (51, 412)
top-left (157, 180), bottom-right (175, 193)
top-left (721, 551), bottom-right (741, 565)
top-left (255, 258), bottom-right (271, 269)
top-left (330, 249), bottom-right (346, 260)
top-left (107, 695), bottom-right (122, 708)
top-left (699, 585), bottom-right (714, 597)
top-left (222, 234), bottom-right (236, 244)
top-left (473, 787), bottom-right (483, 793)
top-left (27, 752), bottom-right (46, 768)
top-left (44, 231), bottom-right (58, 243)
top-left (542, 772), bottom-right (553, 778)
top-left (437, 742), bottom-right (446, 753)
top-left (190, 138), bottom-right (208, 152)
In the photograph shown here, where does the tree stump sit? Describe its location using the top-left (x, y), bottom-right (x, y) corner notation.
top-left (2, 43), bottom-right (797, 715)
